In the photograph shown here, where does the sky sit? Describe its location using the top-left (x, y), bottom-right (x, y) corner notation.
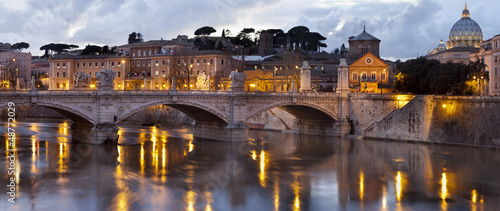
top-left (0, 0), bottom-right (499, 61)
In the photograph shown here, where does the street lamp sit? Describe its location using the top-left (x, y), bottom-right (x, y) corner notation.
top-left (188, 64), bottom-right (193, 91)
top-left (122, 59), bottom-right (126, 90)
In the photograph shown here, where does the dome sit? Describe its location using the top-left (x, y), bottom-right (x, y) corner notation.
top-left (448, 4), bottom-right (483, 48)
top-left (436, 40), bottom-right (446, 51)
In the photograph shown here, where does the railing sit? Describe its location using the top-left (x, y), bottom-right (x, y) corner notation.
top-left (0, 89), bottom-right (341, 98)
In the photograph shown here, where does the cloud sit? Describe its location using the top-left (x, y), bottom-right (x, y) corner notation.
top-left (0, 0), bottom-right (497, 60)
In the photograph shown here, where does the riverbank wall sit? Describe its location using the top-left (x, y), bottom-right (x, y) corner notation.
top-left (361, 95), bottom-right (500, 148)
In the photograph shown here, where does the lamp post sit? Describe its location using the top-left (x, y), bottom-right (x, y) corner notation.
top-left (207, 62), bottom-right (211, 92)
top-left (188, 64), bottom-right (192, 91)
top-left (122, 59), bottom-right (126, 90)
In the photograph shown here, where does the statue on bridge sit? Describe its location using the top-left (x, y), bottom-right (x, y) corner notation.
top-left (73, 71), bottom-right (91, 89)
top-left (196, 72), bottom-right (210, 90)
top-left (230, 70), bottom-right (246, 92)
top-left (96, 68), bottom-right (116, 90)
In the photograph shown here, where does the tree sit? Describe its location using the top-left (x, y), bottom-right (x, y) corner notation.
top-left (333, 48), bottom-right (340, 54)
top-left (81, 45), bottom-right (102, 55)
top-left (194, 26), bottom-right (216, 36)
top-left (288, 26), bottom-right (310, 49)
top-left (40, 43), bottom-right (79, 57)
top-left (167, 47), bottom-right (196, 90)
top-left (102, 45), bottom-right (110, 54)
top-left (4, 59), bottom-right (23, 90)
top-left (394, 57), bottom-right (486, 95)
top-left (11, 42), bottom-right (30, 51)
top-left (275, 49), bottom-right (303, 91)
top-left (128, 32), bottom-right (144, 44)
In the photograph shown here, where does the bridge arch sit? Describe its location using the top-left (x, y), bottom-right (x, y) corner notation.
top-left (246, 102), bottom-right (338, 122)
top-left (115, 100), bottom-right (228, 125)
top-left (0, 101), bottom-right (96, 125)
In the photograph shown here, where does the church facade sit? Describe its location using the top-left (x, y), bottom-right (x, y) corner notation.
top-left (348, 28), bottom-right (392, 93)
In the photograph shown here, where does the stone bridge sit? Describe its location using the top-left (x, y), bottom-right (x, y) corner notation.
top-left (1, 90), bottom-right (351, 144)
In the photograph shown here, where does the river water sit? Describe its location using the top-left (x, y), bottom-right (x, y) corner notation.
top-left (1, 120), bottom-right (500, 210)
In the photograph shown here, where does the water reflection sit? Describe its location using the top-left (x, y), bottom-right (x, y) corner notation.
top-left (1, 122), bottom-right (500, 210)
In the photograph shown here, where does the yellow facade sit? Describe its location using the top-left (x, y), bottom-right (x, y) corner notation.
top-left (349, 52), bottom-right (390, 93)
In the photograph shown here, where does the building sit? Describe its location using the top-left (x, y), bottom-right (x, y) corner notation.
top-left (348, 28), bottom-right (392, 93)
top-left (49, 37), bottom-right (234, 90)
top-left (470, 34), bottom-right (500, 96)
top-left (0, 47), bottom-right (32, 89)
top-left (31, 57), bottom-right (50, 89)
top-left (427, 4), bottom-right (482, 63)
top-left (348, 52), bottom-right (390, 93)
top-left (348, 26), bottom-right (381, 63)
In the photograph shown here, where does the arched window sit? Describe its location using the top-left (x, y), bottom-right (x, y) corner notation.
top-left (361, 46), bottom-right (368, 55)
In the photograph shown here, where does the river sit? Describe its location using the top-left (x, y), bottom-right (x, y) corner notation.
top-left (1, 120), bottom-right (500, 210)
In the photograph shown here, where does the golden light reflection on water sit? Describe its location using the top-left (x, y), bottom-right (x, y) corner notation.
top-left (440, 172), bottom-right (448, 211)
top-left (359, 169), bottom-right (364, 201)
top-left (117, 146), bottom-right (122, 163)
top-left (472, 189), bottom-right (477, 203)
top-left (59, 122), bottom-right (68, 135)
top-left (382, 186), bottom-right (387, 210)
top-left (5, 137), bottom-right (9, 155)
top-left (205, 191), bottom-right (213, 211)
top-left (291, 175), bottom-right (301, 211)
top-left (259, 150), bottom-right (267, 187)
top-left (186, 190), bottom-right (196, 211)
top-left (31, 138), bottom-right (38, 174)
top-left (58, 143), bottom-right (68, 173)
top-left (441, 172), bottom-right (447, 200)
top-left (396, 171), bottom-right (403, 202)
top-left (113, 156), bottom-right (130, 211)
top-left (140, 143), bottom-right (145, 174)
top-left (471, 189), bottom-right (478, 211)
top-left (188, 140), bottom-right (194, 153)
top-left (251, 150), bottom-right (257, 160)
top-left (274, 175), bottom-right (280, 211)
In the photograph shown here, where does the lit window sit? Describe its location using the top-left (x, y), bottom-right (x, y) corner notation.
top-left (156, 60), bottom-right (159, 66)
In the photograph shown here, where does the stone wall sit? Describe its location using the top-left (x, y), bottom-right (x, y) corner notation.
top-left (362, 95), bottom-right (500, 148)
top-left (349, 94), bottom-right (415, 135)
top-left (363, 96), bottom-right (433, 141)
top-left (247, 108), bottom-right (295, 131)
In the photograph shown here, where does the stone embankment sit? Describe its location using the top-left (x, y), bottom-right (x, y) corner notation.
top-left (361, 95), bottom-right (500, 148)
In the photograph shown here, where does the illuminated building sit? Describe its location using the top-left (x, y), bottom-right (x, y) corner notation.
top-left (348, 27), bottom-right (393, 93)
top-left (48, 37), bottom-right (233, 90)
top-left (427, 4), bottom-right (482, 64)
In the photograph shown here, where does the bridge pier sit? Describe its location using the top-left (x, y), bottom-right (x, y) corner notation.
top-left (293, 119), bottom-right (351, 137)
top-left (193, 121), bottom-right (248, 141)
top-left (71, 122), bottom-right (119, 145)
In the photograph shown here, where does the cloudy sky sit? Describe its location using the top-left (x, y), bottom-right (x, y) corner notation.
top-left (1, 0), bottom-right (498, 60)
